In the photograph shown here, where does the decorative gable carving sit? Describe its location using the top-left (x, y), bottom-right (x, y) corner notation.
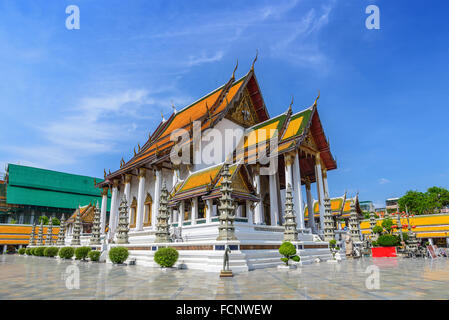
top-left (226, 89), bottom-right (257, 127)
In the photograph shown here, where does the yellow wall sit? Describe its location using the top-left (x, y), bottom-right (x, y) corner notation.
top-left (358, 214), bottom-right (449, 239)
top-left (0, 224), bottom-right (60, 245)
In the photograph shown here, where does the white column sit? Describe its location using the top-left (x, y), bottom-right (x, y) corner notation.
top-left (123, 174), bottom-right (132, 225)
top-left (191, 198), bottom-right (198, 225)
top-left (2, 245), bottom-right (6, 254)
top-left (284, 154), bottom-right (293, 190)
top-left (315, 154), bottom-right (326, 232)
top-left (172, 171), bottom-right (177, 188)
top-left (109, 181), bottom-right (119, 236)
top-left (152, 168), bottom-right (162, 229)
top-left (253, 167), bottom-right (264, 224)
top-left (305, 179), bottom-right (316, 234)
top-left (136, 168), bottom-right (146, 231)
top-left (212, 203), bottom-right (218, 217)
top-left (429, 238), bottom-right (434, 245)
top-left (293, 150), bottom-right (305, 229)
top-left (323, 169), bottom-right (329, 198)
top-left (206, 199), bottom-right (212, 223)
top-left (100, 187), bottom-right (108, 234)
top-left (269, 173), bottom-right (280, 226)
top-left (178, 201), bottom-right (184, 227)
top-left (236, 205), bottom-right (241, 218)
top-left (246, 200), bottom-right (253, 225)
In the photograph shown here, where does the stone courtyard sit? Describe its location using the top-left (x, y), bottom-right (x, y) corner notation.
top-left (1, 255), bottom-right (449, 299)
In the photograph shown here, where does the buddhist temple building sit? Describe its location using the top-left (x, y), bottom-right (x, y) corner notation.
top-left (92, 61), bottom-right (339, 270)
top-left (304, 194), bottom-right (363, 230)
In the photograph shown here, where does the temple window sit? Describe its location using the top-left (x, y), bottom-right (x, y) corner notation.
top-left (184, 201), bottom-right (191, 221)
top-left (198, 200), bottom-right (205, 219)
top-left (241, 203), bottom-right (247, 218)
top-left (144, 193), bottom-right (152, 227)
top-left (130, 197), bottom-right (137, 228)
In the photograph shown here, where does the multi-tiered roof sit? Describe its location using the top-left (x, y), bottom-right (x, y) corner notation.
top-left (99, 63), bottom-right (337, 195)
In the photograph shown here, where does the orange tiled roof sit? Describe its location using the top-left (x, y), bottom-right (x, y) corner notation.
top-left (116, 76), bottom-right (248, 174)
top-left (67, 204), bottom-right (96, 224)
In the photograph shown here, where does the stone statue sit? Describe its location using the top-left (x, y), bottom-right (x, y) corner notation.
top-left (223, 245), bottom-right (231, 271)
top-left (344, 233), bottom-right (353, 257)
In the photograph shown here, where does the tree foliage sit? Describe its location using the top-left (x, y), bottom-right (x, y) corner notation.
top-left (381, 218), bottom-right (394, 234)
top-left (279, 241), bottom-right (299, 266)
top-left (398, 187), bottom-right (449, 215)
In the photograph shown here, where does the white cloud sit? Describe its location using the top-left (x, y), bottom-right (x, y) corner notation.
top-left (187, 51), bottom-right (224, 67)
top-left (269, 2), bottom-right (335, 69)
top-left (3, 87), bottom-right (193, 169)
top-left (378, 178), bottom-right (391, 185)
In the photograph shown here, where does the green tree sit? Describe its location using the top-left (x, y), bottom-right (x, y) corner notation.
top-left (398, 187), bottom-right (449, 215)
top-left (38, 215), bottom-right (49, 225)
top-left (427, 187), bottom-right (449, 212)
top-left (381, 218), bottom-right (394, 234)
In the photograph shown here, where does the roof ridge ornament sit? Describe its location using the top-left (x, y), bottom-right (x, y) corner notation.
top-left (288, 95), bottom-right (294, 112)
top-left (161, 111), bottom-right (166, 122)
top-left (232, 59), bottom-right (238, 80)
top-left (251, 50), bottom-right (258, 71)
top-left (206, 101), bottom-right (212, 120)
top-left (172, 101), bottom-right (177, 114)
top-left (312, 90), bottom-right (320, 108)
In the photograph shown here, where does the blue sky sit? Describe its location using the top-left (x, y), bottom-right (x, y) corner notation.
top-left (1, 0), bottom-right (448, 208)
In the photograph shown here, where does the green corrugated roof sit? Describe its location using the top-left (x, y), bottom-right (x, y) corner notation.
top-left (6, 164), bottom-right (111, 210)
top-left (7, 164), bottom-right (103, 196)
top-left (6, 185), bottom-right (111, 210)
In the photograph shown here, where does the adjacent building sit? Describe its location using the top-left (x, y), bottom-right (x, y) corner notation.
top-left (359, 200), bottom-right (375, 213)
top-left (2, 164), bottom-right (111, 224)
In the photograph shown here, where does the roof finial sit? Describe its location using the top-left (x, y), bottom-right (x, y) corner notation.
top-left (288, 95), bottom-right (294, 112)
top-left (134, 147), bottom-right (136, 156)
top-left (312, 90), bottom-right (320, 108)
top-left (172, 101), bottom-right (177, 114)
top-left (232, 59), bottom-right (238, 79)
top-left (205, 101), bottom-right (212, 120)
top-left (251, 49), bottom-right (258, 71)
top-left (161, 111), bottom-right (166, 122)
top-left (104, 169), bottom-right (106, 178)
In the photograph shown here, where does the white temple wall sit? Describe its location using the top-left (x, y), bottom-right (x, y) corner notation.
top-left (160, 168), bottom-right (174, 191)
top-left (129, 175), bottom-right (139, 203)
top-left (193, 118), bottom-right (244, 171)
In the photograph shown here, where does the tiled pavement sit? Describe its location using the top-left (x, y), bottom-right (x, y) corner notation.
top-left (1, 255), bottom-right (449, 299)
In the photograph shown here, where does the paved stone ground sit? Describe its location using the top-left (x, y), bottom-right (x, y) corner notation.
top-left (1, 255), bottom-right (449, 299)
